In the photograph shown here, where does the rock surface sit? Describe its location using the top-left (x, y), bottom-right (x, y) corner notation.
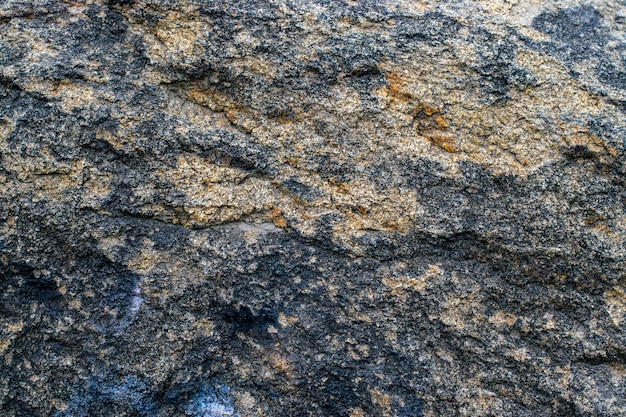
top-left (1, 0), bottom-right (625, 415)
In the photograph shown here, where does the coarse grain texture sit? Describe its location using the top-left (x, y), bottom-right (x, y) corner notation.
top-left (0, 0), bottom-right (625, 416)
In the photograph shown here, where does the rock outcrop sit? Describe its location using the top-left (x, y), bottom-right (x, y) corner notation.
top-left (1, 0), bottom-right (625, 415)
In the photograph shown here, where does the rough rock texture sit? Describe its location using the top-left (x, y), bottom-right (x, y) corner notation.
top-left (1, 0), bottom-right (625, 415)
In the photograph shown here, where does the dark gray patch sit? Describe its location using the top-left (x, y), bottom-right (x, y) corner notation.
top-left (595, 60), bottom-right (626, 90)
top-left (467, 28), bottom-right (538, 102)
top-left (394, 12), bottom-right (462, 49)
top-left (281, 178), bottom-right (321, 202)
top-left (563, 145), bottom-right (596, 160)
top-left (532, 6), bottom-right (626, 93)
top-left (533, 6), bottom-right (608, 60)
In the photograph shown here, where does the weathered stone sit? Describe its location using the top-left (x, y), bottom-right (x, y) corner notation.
top-left (0, 1), bottom-right (625, 416)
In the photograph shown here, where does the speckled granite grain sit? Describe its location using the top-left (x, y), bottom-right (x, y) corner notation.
top-left (0, 0), bottom-right (625, 416)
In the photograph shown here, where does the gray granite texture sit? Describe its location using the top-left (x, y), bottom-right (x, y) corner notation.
top-left (1, 0), bottom-right (625, 415)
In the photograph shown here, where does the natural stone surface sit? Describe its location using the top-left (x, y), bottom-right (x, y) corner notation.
top-left (1, 0), bottom-right (625, 415)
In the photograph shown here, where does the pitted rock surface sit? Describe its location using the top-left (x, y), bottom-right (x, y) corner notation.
top-left (1, 1), bottom-right (625, 416)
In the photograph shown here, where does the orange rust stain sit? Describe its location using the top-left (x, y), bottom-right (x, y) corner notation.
top-left (328, 178), bottom-right (351, 194)
top-left (189, 212), bottom-right (204, 223)
top-left (225, 109), bottom-right (238, 124)
top-left (382, 219), bottom-right (398, 229)
top-left (269, 207), bottom-right (287, 228)
top-left (384, 71), bottom-right (413, 103)
top-left (187, 89), bottom-right (217, 108)
top-left (425, 131), bottom-right (457, 153)
top-left (435, 115), bottom-right (449, 129)
top-left (383, 71), bottom-right (452, 135)
top-left (422, 104), bottom-right (439, 116)
top-left (287, 156), bottom-right (300, 167)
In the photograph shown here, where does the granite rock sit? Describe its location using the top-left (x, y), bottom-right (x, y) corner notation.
top-left (1, 0), bottom-right (625, 416)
